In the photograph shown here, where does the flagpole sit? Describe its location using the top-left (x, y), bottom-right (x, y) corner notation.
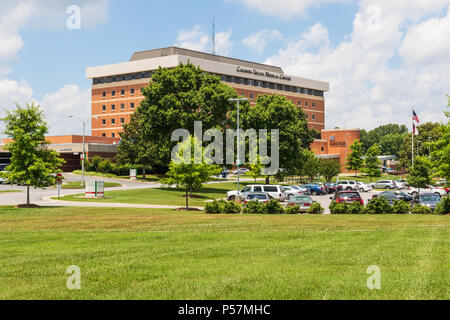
top-left (412, 107), bottom-right (414, 167)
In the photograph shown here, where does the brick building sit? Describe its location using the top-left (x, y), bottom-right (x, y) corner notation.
top-left (86, 46), bottom-right (329, 138)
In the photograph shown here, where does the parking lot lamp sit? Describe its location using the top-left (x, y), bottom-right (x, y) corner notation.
top-left (69, 115), bottom-right (87, 187)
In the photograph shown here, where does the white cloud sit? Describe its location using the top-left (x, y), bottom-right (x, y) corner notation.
top-left (227, 0), bottom-right (347, 20)
top-left (265, 1), bottom-right (450, 130)
top-left (242, 29), bottom-right (284, 54)
top-left (175, 25), bottom-right (234, 55)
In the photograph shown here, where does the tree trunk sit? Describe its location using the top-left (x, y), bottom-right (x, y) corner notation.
top-left (185, 188), bottom-right (189, 209)
top-left (265, 176), bottom-right (270, 184)
top-left (142, 166), bottom-right (146, 179)
top-left (27, 185), bottom-right (30, 205)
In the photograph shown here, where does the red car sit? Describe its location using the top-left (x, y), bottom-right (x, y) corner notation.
top-left (332, 191), bottom-right (364, 205)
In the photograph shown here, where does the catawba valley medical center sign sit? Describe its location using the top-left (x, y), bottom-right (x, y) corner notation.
top-left (236, 66), bottom-right (292, 81)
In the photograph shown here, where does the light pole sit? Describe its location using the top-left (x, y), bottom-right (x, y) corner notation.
top-left (428, 136), bottom-right (431, 158)
top-left (229, 98), bottom-right (248, 203)
top-left (69, 115), bottom-right (87, 187)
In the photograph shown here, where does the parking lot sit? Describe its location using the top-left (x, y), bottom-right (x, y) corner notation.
top-left (308, 190), bottom-right (383, 214)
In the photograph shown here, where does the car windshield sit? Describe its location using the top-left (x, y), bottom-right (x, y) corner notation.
top-left (247, 194), bottom-right (267, 200)
top-left (292, 196), bottom-right (311, 202)
top-left (420, 195), bottom-right (440, 202)
top-left (340, 192), bottom-right (359, 199)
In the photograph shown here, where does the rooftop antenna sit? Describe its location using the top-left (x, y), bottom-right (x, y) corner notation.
top-left (212, 17), bottom-right (215, 55)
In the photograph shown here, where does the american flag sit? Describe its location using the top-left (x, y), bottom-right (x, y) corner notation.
top-left (413, 110), bottom-right (420, 124)
top-left (413, 109), bottom-right (420, 136)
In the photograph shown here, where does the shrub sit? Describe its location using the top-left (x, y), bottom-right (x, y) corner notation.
top-left (263, 199), bottom-right (285, 214)
top-left (307, 202), bottom-right (324, 214)
top-left (329, 201), bottom-right (348, 214)
top-left (243, 201), bottom-right (266, 214)
top-left (435, 197), bottom-right (450, 215)
top-left (97, 159), bottom-right (113, 174)
top-left (347, 202), bottom-right (366, 214)
top-left (205, 200), bottom-right (226, 214)
top-left (366, 196), bottom-right (392, 214)
top-left (223, 201), bottom-right (241, 214)
top-left (392, 200), bottom-right (411, 214)
top-left (285, 205), bottom-right (300, 215)
top-left (87, 156), bottom-right (103, 172)
top-left (411, 205), bottom-right (432, 214)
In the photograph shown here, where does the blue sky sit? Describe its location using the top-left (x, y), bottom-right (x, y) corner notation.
top-left (0, 0), bottom-right (449, 137)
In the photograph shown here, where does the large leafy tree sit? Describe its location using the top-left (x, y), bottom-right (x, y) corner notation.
top-left (116, 110), bottom-right (156, 178)
top-left (165, 137), bottom-right (220, 209)
top-left (303, 155), bottom-right (321, 183)
top-left (237, 94), bottom-right (315, 181)
top-left (364, 144), bottom-right (382, 181)
top-left (1, 103), bottom-right (64, 205)
top-left (407, 156), bottom-right (432, 192)
top-left (346, 140), bottom-right (364, 176)
top-left (138, 63), bottom-right (236, 171)
top-left (432, 95), bottom-right (450, 180)
top-left (320, 159), bottom-right (341, 182)
top-left (360, 124), bottom-right (408, 155)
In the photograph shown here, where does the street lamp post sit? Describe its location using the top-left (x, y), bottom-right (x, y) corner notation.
top-left (228, 98), bottom-right (248, 203)
top-left (69, 115), bottom-right (87, 187)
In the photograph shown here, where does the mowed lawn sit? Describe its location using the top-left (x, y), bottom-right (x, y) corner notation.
top-left (0, 206), bottom-right (448, 300)
top-left (56, 182), bottom-right (248, 206)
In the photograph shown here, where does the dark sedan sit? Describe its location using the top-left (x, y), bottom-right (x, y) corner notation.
top-left (324, 182), bottom-right (342, 194)
top-left (372, 191), bottom-right (414, 204)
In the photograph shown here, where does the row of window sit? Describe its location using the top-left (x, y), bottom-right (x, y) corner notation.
top-left (101, 87), bottom-right (144, 98)
top-left (100, 118), bottom-right (126, 126)
top-left (101, 132), bottom-right (117, 138)
top-left (101, 102), bottom-right (135, 112)
top-left (94, 72), bottom-right (153, 84)
top-left (241, 92), bottom-right (318, 108)
top-left (222, 75), bottom-right (324, 97)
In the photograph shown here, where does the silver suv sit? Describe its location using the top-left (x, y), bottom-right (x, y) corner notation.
top-left (227, 185), bottom-right (285, 201)
top-left (373, 180), bottom-right (397, 189)
top-left (337, 180), bottom-right (358, 191)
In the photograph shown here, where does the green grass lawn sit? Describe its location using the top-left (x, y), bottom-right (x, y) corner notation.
top-left (0, 206), bottom-right (448, 299)
top-left (59, 181), bottom-right (122, 189)
top-left (56, 182), bottom-right (251, 206)
top-left (0, 190), bottom-right (22, 193)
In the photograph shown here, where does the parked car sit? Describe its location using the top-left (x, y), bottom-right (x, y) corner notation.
top-left (356, 181), bottom-right (373, 193)
top-left (324, 182), bottom-right (341, 194)
top-left (373, 180), bottom-right (397, 189)
top-left (232, 168), bottom-right (250, 175)
top-left (372, 191), bottom-right (414, 205)
top-left (337, 180), bottom-right (358, 191)
top-left (283, 185), bottom-right (310, 200)
top-left (331, 191), bottom-right (364, 205)
top-left (394, 179), bottom-right (408, 190)
top-left (243, 193), bottom-right (270, 205)
top-left (301, 183), bottom-right (327, 196)
top-left (227, 185), bottom-right (285, 201)
top-left (407, 185), bottom-right (447, 197)
top-left (412, 193), bottom-right (442, 211)
top-left (287, 195), bottom-right (314, 213)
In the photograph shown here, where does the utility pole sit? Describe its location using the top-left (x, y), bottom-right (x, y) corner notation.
top-left (69, 115), bottom-right (87, 187)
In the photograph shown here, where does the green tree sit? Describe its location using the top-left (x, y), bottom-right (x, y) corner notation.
top-left (1, 103), bottom-right (64, 205)
top-left (165, 137), bottom-right (220, 209)
top-left (238, 94), bottom-right (314, 181)
top-left (116, 110), bottom-right (156, 178)
top-left (320, 159), bottom-right (341, 182)
top-left (364, 144), bottom-right (382, 181)
top-left (138, 63), bottom-right (236, 171)
top-left (303, 155), bottom-right (321, 183)
top-left (407, 156), bottom-right (432, 193)
top-left (248, 155), bottom-right (264, 182)
top-left (360, 124), bottom-right (408, 154)
top-left (432, 95), bottom-right (450, 181)
top-left (346, 140), bottom-right (364, 176)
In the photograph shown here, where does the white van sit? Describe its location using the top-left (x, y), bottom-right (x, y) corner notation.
top-left (227, 185), bottom-right (285, 201)
top-left (337, 180), bottom-right (358, 191)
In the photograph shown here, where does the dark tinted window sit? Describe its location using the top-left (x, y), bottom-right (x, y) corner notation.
top-left (248, 194), bottom-right (268, 200)
top-left (253, 186), bottom-right (262, 192)
top-left (340, 192), bottom-right (360, 199)
top-left (264, 186), bottom-right (278, 192)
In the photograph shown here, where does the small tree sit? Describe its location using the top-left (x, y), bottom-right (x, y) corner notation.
top-left (319, 159), bottom-right (341, 182)
top-left (165, 137), bottom-right (220, 209)
top-left (364, 144), bottom-right (382, 182)
top-left (1, 103), bottom-right (64, 205)
top-left (303, 156), bottom-right (321, 183)
top-left (346, 140), bottom-right (364, 176)
top-left (407, 156), bottom-right (432, 194)
top-left (248, 155), bottom-right (264, 183)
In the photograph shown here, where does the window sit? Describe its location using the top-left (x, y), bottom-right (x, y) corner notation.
top-left (120, 118), bottom-right (125, 124)
top-left (120, 104), bottom-right (125, 111)
top-left (312, 114), bottom-right (316, 120)
top-left (102, 133), bottom-right (106, 137)
top-left (263, 186), bottom-right (278, 192)
top-left (276, 84), bottom-right (283, 91)
top-left (297, 101), bottom-right (302, 106)
top-left (111, 104), bottom-right (116, 111)
top-left (268, 82), bottom-right (275, 89)
top-left (253, 186), bottom-right (262, 192)
top-left (321, 147), bottom-right (324, 152)
top-left (102, 105), bottom-right (106, 112)
top-left (243, 78), bottom-right (249, 86)
top-left (262, 81), bottom-right (267, 88)
top-left (312, 102), bottom-right (316, 108)
top-left (305, 101), bottom-right (309, 107)
top-left (250, 93), bottom-right (254, 100)
top-left (112, 133), bottom-right (115, 138)
top-left (131, 74), bottom-right (135, 80)
top-left (102, 119), bottom-right (106, 126)
top-left (122, 75), bottom-right (126, 81)
top-left (112, 77), bottom-right (116, 82)
top-left (112, 90), bottom-right (115, 97)
top-left (111, 119), bottom-right (116, 125)
top-left (131, 88), bottom-right (135, 95)
top-left (140, 87), bottom-right (144, 93)
top-left (130, 103), bottom-right (135, 110)
top-left (121, 89), bottom-right (125, 96)
top-left (102, 91), bottom-right (106, 98)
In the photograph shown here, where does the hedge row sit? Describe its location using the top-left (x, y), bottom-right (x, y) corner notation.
top-left (205, 199), bottom-right (325, 215)
top-left (329, 196), bottom-right (449, 215)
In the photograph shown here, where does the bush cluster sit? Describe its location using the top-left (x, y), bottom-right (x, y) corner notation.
top-left (366, 197), bottom-right (392, 214)
top-left (435, 197), bottom-right (450, 215)
top-left (206, 199), bottom-right (325, 215)
top-left (85, 156), bottom-right (146, 176)
top-left (411, 205), bottom-right (432, 215)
